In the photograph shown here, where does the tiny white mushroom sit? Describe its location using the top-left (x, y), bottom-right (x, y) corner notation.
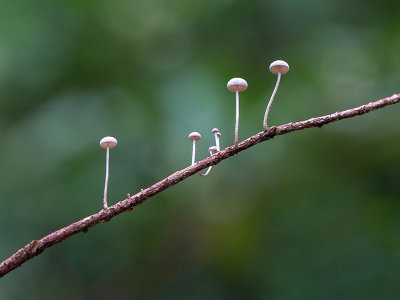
top-left (212, 128), bottom-right (221, 151)
top-left (227, 78), bottom-right (248, 147)
top-left (188, 132), bottom-right (201, 166)
top-left (198, 146), bottom-right (219, 177)
top-left (263, 60), bottom-right (290, 130)
top-left (209, 146), bottom-right (218, 155)
top-left (100, 136), bottom-right (118, 209)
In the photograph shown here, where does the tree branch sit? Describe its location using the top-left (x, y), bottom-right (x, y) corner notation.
top-left (1, 93), bottom-right (399, 278)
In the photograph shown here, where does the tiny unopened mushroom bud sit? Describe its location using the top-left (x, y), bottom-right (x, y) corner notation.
top-left (263, 60), bottom-right (289, 130)
top-left (211, 128), bottom-right (221, 151)
top-left (188, 132), bottom-right (201, 166)
top-left (209, 146), bottom-right (218, 155)
top-left (227, 78), bottom-right (248, 147)
top-left (100, 136), bottom-right (118, 209)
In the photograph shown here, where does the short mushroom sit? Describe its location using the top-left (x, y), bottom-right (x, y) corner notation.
top-left (263, 60), bottom-right (289, 130)
top-left (100, 136), bottom-right (118, 209)
top-left (208, 146), bottom-right (218, 155)
top-left (211, 128), bottom-right (221, 151)
top-left (188, 132), bottom-right (201, 166)
top-left (198, 146), bottom-right (219, 177)
top-left (227, 78), bottom-right (248, 147)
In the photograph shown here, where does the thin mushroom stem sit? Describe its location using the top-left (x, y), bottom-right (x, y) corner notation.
top-left (191, 140), bottom-right (196, 166)
top-left (263, 72), bottom-right (281, 130)
top-left (235, 90), bottom-right (239, 147)
top-left (103, 147), bottom-right (110, 209)
top-left (214, 134), bottom-right (220, 151)
top-left (198, 166), bottom-right (212, 177)
top-left (198, 147), bottom-right (217, 177)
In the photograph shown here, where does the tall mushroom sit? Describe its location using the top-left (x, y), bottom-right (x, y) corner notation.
top-left (227, 78), bottom-right (248, 147)
top-left (100, 136), bottom-right (118, 209)
top-left (263, 60), bottom-right (290, 130)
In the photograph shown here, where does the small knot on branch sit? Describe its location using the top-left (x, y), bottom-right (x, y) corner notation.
top-left (27, 240), bottom-right (39, 255)
top-left (265, 126), bottom-right (277, 136)
top-left (358, 105), bottom-right (368, 114)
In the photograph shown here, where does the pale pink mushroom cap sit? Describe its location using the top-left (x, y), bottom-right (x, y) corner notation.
top-left (269, 60), bottom-right (290, 75)
top-left (100, 136), bottom-right (118, 149)
top-left (227, 78), bottom-right (248, 92)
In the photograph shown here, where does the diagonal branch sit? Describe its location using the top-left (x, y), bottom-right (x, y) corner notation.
top-left (1, 93), bottom-right (399, 278)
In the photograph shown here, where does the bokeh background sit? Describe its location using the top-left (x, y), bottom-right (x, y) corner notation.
top-left (0, 0), bottom-right (399, 299)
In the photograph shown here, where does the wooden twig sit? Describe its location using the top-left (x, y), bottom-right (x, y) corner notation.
top-left (1, 93), bottom-right (399, 278)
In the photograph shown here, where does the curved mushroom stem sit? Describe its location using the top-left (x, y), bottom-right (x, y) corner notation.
top-left (235, 90), bottom-right (239, 147)
top-left (191, 140), bottom-right (196, 166)
top-left (263, 72), bottom-right (281, 131)
top-left (198, 148), bottom-right (215, 177)
top-left (198, 166), bottom-right (212, 177)
top-left (103, 147), bottom-right (110, 209)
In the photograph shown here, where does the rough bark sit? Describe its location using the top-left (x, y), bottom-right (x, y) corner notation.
top-left (1, 93), bottom-right (399, 278)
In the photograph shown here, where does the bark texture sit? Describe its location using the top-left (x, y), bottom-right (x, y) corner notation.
top-left (1, 93), bottom-right (399, 278)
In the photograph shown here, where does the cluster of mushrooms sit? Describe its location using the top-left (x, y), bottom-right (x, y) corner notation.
top-left (188, 59), bottom-right (289, 175)
top-left (99, 60), bottom-right (290, 208)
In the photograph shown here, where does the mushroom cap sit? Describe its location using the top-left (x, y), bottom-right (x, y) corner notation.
top-left (227, 78), bottom-right (248, 92)
top-left (100, 136), bottom-right (118, 149)
top-left (269, 60), bottom-right (290, 75)
top-left (188, 132), bottom-right (201, 141)
top-left (211, 128), bottom-right (219, 134)
top-left (209, 146), bottom-right (218, 154)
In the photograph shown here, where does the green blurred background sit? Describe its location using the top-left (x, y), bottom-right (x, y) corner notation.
top-left (0, 0), bottom-right (399, 299)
